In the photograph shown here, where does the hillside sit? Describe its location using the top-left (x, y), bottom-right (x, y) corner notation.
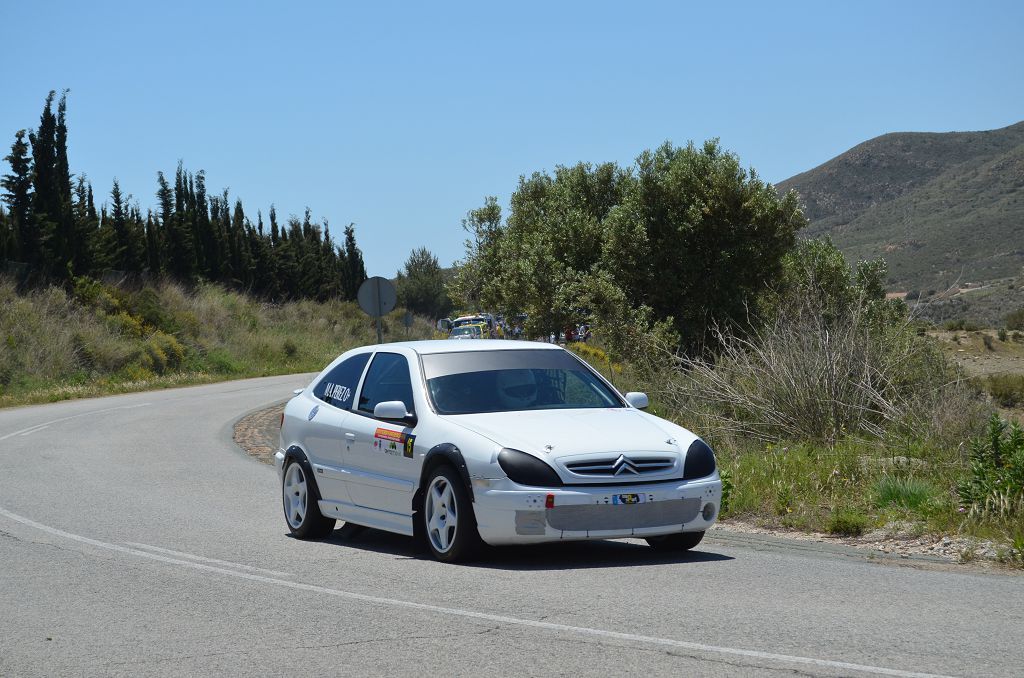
top-left (777, 121), bottom-right (1024, 292)
top-left (0, 277), bottom-right (435, 408)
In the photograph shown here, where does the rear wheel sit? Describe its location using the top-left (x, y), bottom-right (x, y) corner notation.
top-left (421, 465), bottom-right (481, 563)
top-left (282, 460), bottom-right (335, 539)
top-left (645, 531), bottom-right (705, 551)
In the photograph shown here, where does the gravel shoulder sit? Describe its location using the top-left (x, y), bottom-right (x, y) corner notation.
top-left (232, 401), bottom-right (287, 465)
top-left (234, 402), bottom-right (1020, 574)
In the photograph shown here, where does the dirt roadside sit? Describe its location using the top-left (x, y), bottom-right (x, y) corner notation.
top-left (233, 401), bottom-right (286, 466)
top-left (236, 402), bottom-right (1017, 573)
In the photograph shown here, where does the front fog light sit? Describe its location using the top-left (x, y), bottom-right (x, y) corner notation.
top-left (702, 503), bottom-right (716, 521)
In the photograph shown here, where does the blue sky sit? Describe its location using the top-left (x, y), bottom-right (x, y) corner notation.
top-left (3, 0), bottom-right (1022, 276)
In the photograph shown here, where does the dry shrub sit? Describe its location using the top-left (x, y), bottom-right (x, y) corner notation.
top-left (655, 293), bottom-right (979, 446)
top-left (0, 280), bottom-right (94, 385)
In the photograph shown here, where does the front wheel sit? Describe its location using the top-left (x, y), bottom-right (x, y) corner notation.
top-left (645, 531), bottom-right (705, 551)
top-left (420, 465), bottom-right (481, 563)
top-left (282, 460), bottom-right (335, 539)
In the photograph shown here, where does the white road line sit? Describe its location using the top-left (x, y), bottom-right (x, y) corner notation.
top-left (125, 541), bottom-right (295, 577)
top-left (0, 506), bottom-right (956, 678)
top-left (18, 425), bottom-right (49, 436)
top-left (0, 403), bottom-right (151, 441)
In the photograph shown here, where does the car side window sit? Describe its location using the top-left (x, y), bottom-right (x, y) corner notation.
top-left (312, 353), bottom-right (371, 409)
top-left (357, 352), bottom-right (415, 416)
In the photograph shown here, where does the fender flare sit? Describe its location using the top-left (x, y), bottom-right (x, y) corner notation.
top-left (282, 446), bottom-right (325, 502)
top-left (415, 443), bottom-right (475, 508)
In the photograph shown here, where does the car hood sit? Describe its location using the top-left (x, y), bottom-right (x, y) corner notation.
top-left (441, 408), bottom-right (688, 460)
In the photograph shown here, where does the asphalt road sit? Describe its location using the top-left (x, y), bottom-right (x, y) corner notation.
top-left (1, 375), bottom-right (1022, 677)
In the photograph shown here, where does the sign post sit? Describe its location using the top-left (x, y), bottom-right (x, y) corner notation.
top-left (356, 276), bottom-right (398, 344)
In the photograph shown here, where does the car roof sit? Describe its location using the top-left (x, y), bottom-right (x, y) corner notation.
top-left (367, 339), bottom-right (562, 355)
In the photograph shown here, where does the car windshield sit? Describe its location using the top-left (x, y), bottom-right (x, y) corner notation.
top-left (452, 317), bottom-right (486, 328)
top-left (422, 349), bottom-right (625, 414)
top-left (450, 326), bottom-right (479, 337)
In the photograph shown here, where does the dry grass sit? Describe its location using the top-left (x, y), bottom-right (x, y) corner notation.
top-left (0, 277), bottom-right (435, 407)
top-left (655, 298), bottom-right (977, 447)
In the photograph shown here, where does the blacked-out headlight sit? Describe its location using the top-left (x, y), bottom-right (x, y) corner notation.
top-left (683, 439), bottom-right (717, 479)
top-left (497, 448), bottom-right (563, 487)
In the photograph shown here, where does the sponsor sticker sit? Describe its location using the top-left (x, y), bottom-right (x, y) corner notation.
top-left (323, 382), bottom-right (352, 404)
top-left (374, 428), bottom-right (416, 459)
top-left (374, 427), bottom-right (404, 443)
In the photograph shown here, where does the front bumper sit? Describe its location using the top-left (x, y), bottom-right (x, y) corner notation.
top-left (471, 475), bottom-right (722, 546)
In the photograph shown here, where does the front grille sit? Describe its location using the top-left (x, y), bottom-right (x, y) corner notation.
top-left (565, 454), bottom-right (676, 477)
top-left (546, 498), bottom-right (702, 531)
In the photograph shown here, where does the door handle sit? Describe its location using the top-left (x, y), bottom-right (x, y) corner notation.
top-left (344, 433), bottom-right (356, 440)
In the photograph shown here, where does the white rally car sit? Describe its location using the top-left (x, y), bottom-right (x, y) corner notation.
top-left (275, 340), bottom-right (721, 562)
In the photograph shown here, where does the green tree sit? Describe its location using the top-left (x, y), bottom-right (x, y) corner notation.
top-left (52, 91), bottom-right (76, 277)
top-left (397, 247), bottom-right (452, 318)
top-left (29, 92), bottom-right (58, 266)
top-left (0, 205), bottom-right (9, 260)
top-left (269, 204), bottom-right (280, 247)
top-left (449, 196), bottom-right (502, 311)
top-left (107, 179), bottom-right (144, 272)
top-left (71, 175), bottom-right (98, 274)
top-left (465, 141), bottom-right (806, 355)
top-left (340, 223), bottom-right (367, 300)
top-left (1, 130), bottom-right (32, 262)
top-left (157, 168), bottom-right (196, 281)
top-left (767, 237), bottom-right (906, 329)
top-left (144, 211), bottom-right (161, 274)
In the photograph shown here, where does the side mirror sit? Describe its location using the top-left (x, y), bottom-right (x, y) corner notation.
top-left (625, 392), bottom-right (649, 410)
top-left (374, 400), bottom-right (413, 422)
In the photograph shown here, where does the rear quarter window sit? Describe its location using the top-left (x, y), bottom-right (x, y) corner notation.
top-left (312, 353), bottom-right (371, 409)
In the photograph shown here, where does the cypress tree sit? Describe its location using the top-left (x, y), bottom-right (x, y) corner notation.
top-left (269, 204), bottom-right (279, 247)
top-left (342, 223), bottom-right (367, 299)
top-left (72, 175), bottom-right (98, 274)
top-left (215, 190), bottom-right (231, 282)
top-left (53, 91), bottom-right (75, 277)
top-left (194, 170), bottom-right (219, 279)
top-left (159, 168), bottom-right (196, 281)
top-left (145, 211), bottom-right (161, 274)
top-left (127, 204), bottom-right (147, 274)
top-left (107, 179), bottom-right (144, 272)
top-left (229, 198), bottom-right (246, 284)
top-left (106, 180), bottom-right (127, 270)
top-left (29, 91), bottom-right (59, 273)
top-left (186, 170), bottom-right (206, 275)
top-left (319, 220), bottom-right (341, 300)
top-left (0, 205), bottom-right (9, 261)
top-left (299, 219), bottom-right (325, 299)
top-left (89, 183), bottom-right (115, 272)
top-left (1, 130), bottom-right (32, 263)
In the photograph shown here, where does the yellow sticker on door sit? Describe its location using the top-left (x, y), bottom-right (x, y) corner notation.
top-left (374, 428), bottom-right (416, 458)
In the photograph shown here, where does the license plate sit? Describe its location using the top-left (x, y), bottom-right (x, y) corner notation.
top-left (612, 493), bottom-right (646, 505)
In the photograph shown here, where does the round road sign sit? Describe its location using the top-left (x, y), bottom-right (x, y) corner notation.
top-left (357, 277), bottom-right (397, 318)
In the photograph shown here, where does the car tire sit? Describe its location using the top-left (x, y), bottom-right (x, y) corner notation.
top-left (282, 459), bottom-right (335, 539)
top-left (420, 465), bottom-right (481, 563)
top-left (645, 530), bottom-right (705, 551)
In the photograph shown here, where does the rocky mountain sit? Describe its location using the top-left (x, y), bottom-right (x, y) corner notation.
top-left (777, 121), bottom-right (1024, 292)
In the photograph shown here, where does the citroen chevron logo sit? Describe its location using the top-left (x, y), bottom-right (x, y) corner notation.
top-left (612, 454), bottom-right (639, 476)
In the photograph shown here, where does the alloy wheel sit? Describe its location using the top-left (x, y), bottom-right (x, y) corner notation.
top-left (425, 475), bottom-right (458, 553)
